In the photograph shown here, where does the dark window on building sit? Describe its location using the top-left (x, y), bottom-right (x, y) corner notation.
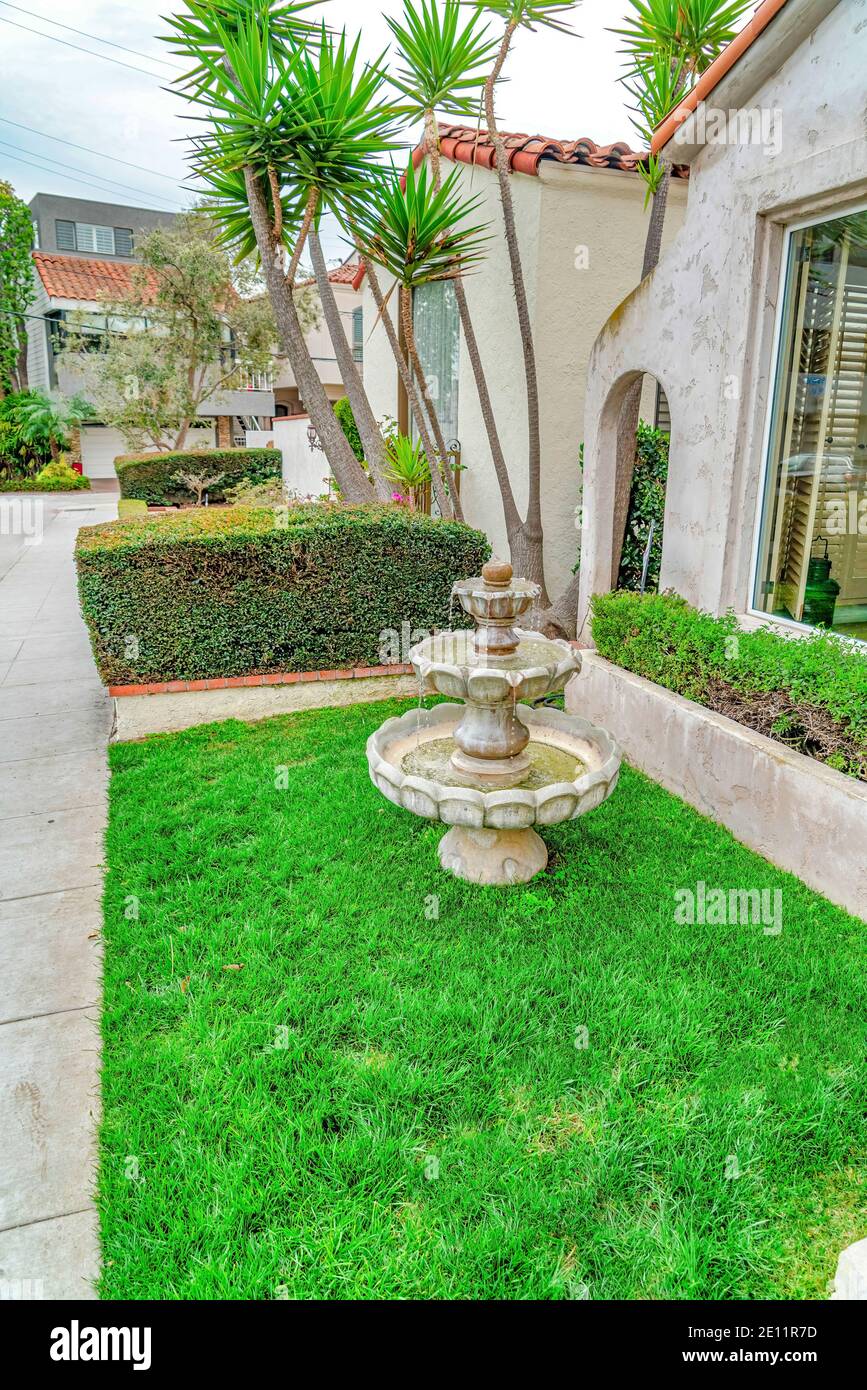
top-left (55, 220), bottom-right (77, 252)
top-left (352, 307), bottom-right (363, 364)
top-left (114, 227), bottom-right (134, 257)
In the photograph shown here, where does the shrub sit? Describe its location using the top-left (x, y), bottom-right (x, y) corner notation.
top-left (115, 447), bottom-right (281, 505)
top-left (76, 503), bottom-right (490, 684)
top-left (592, 590), bottom-right (867, 780)
top-left (117, 499), bottom-right (148, 519)
top-left (333, 396), bottom-right (364, 462)
top-left (0, 455), bottom-right (90, 491)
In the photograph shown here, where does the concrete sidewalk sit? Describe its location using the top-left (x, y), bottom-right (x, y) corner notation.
top-left (0, 492), bottom-right (116, 1300)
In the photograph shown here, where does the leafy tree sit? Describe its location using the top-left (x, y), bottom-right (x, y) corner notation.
top-left (165, 1), bottom-right (398, 504)
top-left (57, 210), bottom-right (280, 453)
top-left (12, 389), bottom-right (93, 462)
top-left (0, 181), bottom-right (35, 396)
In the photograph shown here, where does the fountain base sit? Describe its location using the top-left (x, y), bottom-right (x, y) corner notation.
top-left (438, 824), bottom-right (548, 886)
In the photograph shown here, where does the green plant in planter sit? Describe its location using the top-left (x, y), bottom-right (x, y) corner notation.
top-left (384, 432), bottom-right (431, 509)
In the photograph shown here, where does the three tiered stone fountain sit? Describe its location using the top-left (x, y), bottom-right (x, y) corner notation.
top-left (367, 560), bottom-right (621, 885)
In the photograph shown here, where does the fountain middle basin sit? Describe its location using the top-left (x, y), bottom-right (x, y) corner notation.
top-left (366, 561), bottom-right (622, 886)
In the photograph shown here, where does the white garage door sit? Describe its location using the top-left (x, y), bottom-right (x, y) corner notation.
top-left (80, 425), bottom-right (217, 480)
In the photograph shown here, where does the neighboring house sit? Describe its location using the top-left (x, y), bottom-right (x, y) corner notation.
top-left (25, 193), bottom-right (276, 479)
top-left (274, 259), bottom-right (364, 414)
top-left (360, 128), bottom-right (688, 596)
top-left (578, 0), bottom-right (867, 644)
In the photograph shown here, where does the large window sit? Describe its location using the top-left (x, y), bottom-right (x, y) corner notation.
top-left (412, 280), bottom-right (459, 443)
top-left (55, 220), bottom-right (134, 257)
top-left (754, 209), bottom-right (867, 641)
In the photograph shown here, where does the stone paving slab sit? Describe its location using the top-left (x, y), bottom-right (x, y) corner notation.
top-left (0, 748), bottom-right (108, 817)
top-left (0, 678), bottom-right (108, 722)
top-left (0, 807), bottom-right (105, 902)
top-left (0, 704), bottom-right (114, 764)
top-left (3, 654), bottom-right (103, 689)
top-left (0, 887), bottom-right (102, 1024)
top-left (16, 632), bottom-right (94, 663)
top-left (0, 1009), bottom-right (100, 1231)
top-left (0, 1209), bottom-right (98, 1301)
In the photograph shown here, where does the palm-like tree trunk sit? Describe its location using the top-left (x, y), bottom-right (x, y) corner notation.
top-left (307, 229), bottom-right (392, 501)
top-left (483, 20), bottom-right (548, 604)
top-left (399, 286), bottom-right (456, 520)
top-left (244, 168), bottom-right (374, 504)
top-left (609, 159), bottom-right (673, 585)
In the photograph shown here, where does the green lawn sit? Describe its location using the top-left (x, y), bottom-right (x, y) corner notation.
top-left (100, 699), bottom-right (866, 1300)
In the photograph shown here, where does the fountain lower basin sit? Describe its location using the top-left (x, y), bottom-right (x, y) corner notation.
top-left (367, 703), bottom-right (620, 886)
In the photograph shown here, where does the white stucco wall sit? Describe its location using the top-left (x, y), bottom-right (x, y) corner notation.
top-left (267, 415), bottom-right (333, 498)
top-left (577, 0), bottom-right (865, 634)
top-left (361, 153), bottom-right (686, 597)
top-left (274, 280), bottom-right (361, 398)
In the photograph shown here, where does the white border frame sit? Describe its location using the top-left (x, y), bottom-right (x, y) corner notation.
top-left (747, 196), bottom-right (867, 644)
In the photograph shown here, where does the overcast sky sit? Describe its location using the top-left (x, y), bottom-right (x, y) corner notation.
top-left (0, 2), bottom-right (744, 263)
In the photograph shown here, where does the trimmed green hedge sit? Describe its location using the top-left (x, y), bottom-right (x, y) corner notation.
top-left (76, 503), bottom-right (490, 684)
top-left (115, 447), bottom-right (281, 505)
top-left (592, 590), bottom-right (867, 780)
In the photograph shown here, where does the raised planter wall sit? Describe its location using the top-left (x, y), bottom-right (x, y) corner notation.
top-left (112, 665), bottom-right (417, 742)
top-left (566, 653), bottom-right (867, 922)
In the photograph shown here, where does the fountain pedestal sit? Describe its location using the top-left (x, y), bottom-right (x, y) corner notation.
top-left (366, 561), bottom-right (622, 886)
top-left (439, 825), bottom-right (548, 886)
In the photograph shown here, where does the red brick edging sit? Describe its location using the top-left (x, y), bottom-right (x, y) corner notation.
top-left (109, 663), bottom-right (414, 698)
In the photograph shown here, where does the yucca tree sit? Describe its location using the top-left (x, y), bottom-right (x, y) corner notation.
top-left (284, 27), bottom-right (404, 500)
top-left (167, 4), bottom-right (384, 503)
top-left (387, 3), bottom-right (534, 559)
top-left (612, 0), bottom-right (752, 73)
top-left (162, 0), bottom-right (317, 93)
top-left (604, 0), bottom-right (752, 590)
top-left (357, 159), bottom-right (489, 521)
top-left (470, 1), bottom-right (580, 603)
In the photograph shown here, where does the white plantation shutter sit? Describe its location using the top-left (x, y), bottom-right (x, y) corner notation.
top-left (759, 217), bottom-right (867, 627)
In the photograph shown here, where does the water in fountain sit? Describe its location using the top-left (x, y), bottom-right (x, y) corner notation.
top-left (401, 736), bottom-right (585, 790)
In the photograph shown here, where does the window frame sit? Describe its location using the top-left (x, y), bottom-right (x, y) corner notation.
top-left (747, 196), bottom-right (867, 644)
top-left (53, 220), bottom-right (135, 257)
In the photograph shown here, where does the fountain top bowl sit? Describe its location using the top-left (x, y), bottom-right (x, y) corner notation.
top-left (452, 558), bottom-right (540, 613)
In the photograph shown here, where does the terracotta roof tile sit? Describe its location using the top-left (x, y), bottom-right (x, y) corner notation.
top-left (436, 125), bottom-right (688, 179)
top-left (32, 251), bottom-right (158, 303)
top-left (296, 259), bottom-right (362, 290)
top-left (325, 260), bottom-right (362, 285)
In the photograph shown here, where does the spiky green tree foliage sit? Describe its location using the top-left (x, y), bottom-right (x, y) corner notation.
top-left (166, 3), bottom-right (400, 502)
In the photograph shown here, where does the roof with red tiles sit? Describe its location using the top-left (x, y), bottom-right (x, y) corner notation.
top-left (296, 259), bottom-right (363, 290)
top-left (33, 251), bottom-right (158, 303)
top-left (436, 124), bottom-right (688, 180)
top-left (324, 260), bottom-right (363, 285)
